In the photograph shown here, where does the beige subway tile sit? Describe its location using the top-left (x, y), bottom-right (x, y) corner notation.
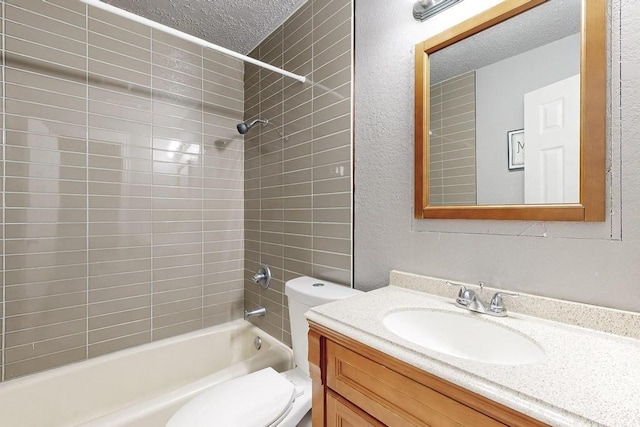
top-left (89, 295), bottom-right (150, 318)
top-left (311, 265), bottom-right (351, 287)
top-left (89, 258), bottom-right (151, 277)
top-left (5, 291), bottom-right (86, 318)
top-left (6, 250), bottom-right (86, 271)
top-left (7, 1), bottom-right (85, 26)
top-left (313, 176), bottom-right (350, 195)
top-left (88, 234), bottom-right (151, 250)
top-left (313, 161), bottom-right (350, 181)
top-left (312, 50), bottom-right (350, 84)
top-left (314, 0), bottom-right (350, 28)
top-left (6, 161), bottom-right (86, 181)
top-left (89, 113), bottom-right (152, 137)
top-left (7, 99), bottom-right (86, 126)
top-left (153, 306), bottom-right (201, 329)
top-left (7, 84), bottom-right (85, 113)
top-left (89, 21), bottom-right (151, 53)
top-left (203, 69), bottom-right (243, 91)
top-left (89, 331), bottom-right (150, 358)
top-left (152, 319), bottom-right (201, 341)
top-left (88, 319), bottom-right (151, 345)
top-left (313, 208), bottom-right (351, 224)
top-left (89, 6), bottom-right (150, 36)
top-left (88, 307), bottom-right (150, 330)
top-left (89, 195), bottom-right (151, 210)
top-left (283, 221), bottom-right (312, 236)
top-left (88, 221), bottom-right (152, 236)
top-left (313, 145), bottom-right (350, 167)
top-left (6, 68), bottom-right (84, 99)
top-left (4, 318), bottom-right (84, 348)
top-left (5, 193), bottom-right (86, 209)
top-left (314, 19), bottom-right (350, 59)
top-left (5, 279), bottom-right (85, 301)
top-left (89, 282), bottom-right (150, 304)
top-left (284, 209), bottom-right (312, 222)
top-left (89, 246), bottom-right (151, 263)
top-left (6, 223), bottom-right (86, 239)
top-left (6, 37), bottom-right (86, 72)
top-left (313, 222), bottom-right (350, 239)
top-left (7, 147), bottom-right (86, 168)
top-left (5, 208), bottom-right (85, 224)
top-left (312, 113), bottom-right (350, 140)
top-left (4, 346), bottom-right (86, 380)
top-left (5, 305), bottom-right (86, 332)
top-left (7, 20), bottom-right (85, 55)
top-left (89, 58), bottom-right (151, 87)
top-left (4, 332), bottom-right (85, 364)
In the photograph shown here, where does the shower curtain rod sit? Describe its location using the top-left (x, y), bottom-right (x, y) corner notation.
top-left (77, 0), bottom-right (307, 84)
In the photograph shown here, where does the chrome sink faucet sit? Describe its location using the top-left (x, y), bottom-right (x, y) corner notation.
top-left (446, 281), bottom-right (519, 317)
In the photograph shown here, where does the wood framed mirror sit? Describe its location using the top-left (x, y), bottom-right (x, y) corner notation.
top-left (414, 0), bottom-right (605, 221)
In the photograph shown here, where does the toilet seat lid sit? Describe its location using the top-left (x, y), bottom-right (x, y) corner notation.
top-left (167, 367), bottom-right (296, 427)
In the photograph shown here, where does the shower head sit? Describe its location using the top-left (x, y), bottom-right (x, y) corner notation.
top-left (237, 119), bottom-right (268, 135)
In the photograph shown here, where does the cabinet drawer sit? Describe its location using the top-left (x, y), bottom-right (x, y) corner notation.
top-left (325, 340), bottom-right (506, 427)
top-left (326, 390), bottom-right (385, 427)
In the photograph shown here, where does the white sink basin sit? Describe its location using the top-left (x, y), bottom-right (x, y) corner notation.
top-left (383, 309), bottom-right (544, 365)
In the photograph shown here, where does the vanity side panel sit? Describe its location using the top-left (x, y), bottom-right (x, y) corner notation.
top-left (309, 329), bottom-right (326, 426)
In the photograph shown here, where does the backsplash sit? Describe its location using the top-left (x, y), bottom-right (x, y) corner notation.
top-left (243, 0), bottom-right (353, 345)
top-left (390, 270), bottom-right (640, 339)
top-left (1, 0), bottom-right (245, 379)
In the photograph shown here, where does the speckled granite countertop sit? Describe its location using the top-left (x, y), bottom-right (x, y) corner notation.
top-left (306, 286), bottom-right (640, 427)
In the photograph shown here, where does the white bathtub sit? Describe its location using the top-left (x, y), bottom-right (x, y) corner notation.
top-left (0, 320), bottom-right (294, 427)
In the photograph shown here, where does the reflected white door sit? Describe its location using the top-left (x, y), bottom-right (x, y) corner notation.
top-left (524, 74), bottom-right (580, 204)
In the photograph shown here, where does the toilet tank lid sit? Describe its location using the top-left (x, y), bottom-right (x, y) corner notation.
top-left (285, 276), bottom-right (362, 306)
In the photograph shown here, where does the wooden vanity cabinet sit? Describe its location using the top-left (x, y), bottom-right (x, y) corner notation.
top-left (308, 322), bottom-right (548, 427)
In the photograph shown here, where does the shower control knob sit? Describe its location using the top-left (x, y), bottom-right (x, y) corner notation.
top-left (252, 265), bottom-right (271, 289)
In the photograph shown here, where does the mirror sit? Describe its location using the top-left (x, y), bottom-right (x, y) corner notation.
top-left (414, 0), bottom-right (606, 221)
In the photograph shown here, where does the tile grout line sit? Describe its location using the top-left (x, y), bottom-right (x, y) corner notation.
top-left (2, 0), bottom-right (6, 381)
top-left (349, 0), bottom-right (354, 287)
top-left (85, 2), bottom-right (89, 361)
top-left (201, 43), bottom-right (204, 329)
top-left (150, 28), bottom-right (154, 343)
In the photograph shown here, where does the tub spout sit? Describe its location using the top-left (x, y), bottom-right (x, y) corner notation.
top-left (244, 307), bottom-right (266, 320)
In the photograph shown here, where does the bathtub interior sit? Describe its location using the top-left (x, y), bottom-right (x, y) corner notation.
top-left (0, 320), bottom-right (293, 427)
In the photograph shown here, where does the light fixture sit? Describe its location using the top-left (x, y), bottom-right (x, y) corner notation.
top-left (413, 0), bottom-right (464, 22)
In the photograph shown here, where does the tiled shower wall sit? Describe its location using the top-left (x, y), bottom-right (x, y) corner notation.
top-left (243, 0), bottom-right (353, 344)
top-left (429, 70), bottom-right (477, 205)
top-left (0, 0), bottom-right (245, 380)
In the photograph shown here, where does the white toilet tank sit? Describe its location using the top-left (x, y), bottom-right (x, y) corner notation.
top-left (285, 277), bottom-right (362, 375)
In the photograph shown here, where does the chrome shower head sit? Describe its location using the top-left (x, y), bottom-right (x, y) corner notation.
top-left (237, 119), bottom-right (268, 134)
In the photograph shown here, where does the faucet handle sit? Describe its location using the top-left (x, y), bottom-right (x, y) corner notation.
top-left (446, 281), bottom-right (476, 307)
top-left (488, 292), bottom-right (519, 316)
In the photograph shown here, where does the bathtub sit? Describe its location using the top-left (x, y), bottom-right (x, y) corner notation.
top-left (0, 319), bottom-right (293, 427)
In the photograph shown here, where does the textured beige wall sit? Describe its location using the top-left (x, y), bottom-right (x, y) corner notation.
top-left (1, 0), bottom-right (245, 380)
top-left (244, 0), bottom-right (353, 345)
top-left (354, 0), bottom-right (640, 313)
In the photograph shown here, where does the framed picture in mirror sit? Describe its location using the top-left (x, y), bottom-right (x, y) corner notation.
top-left (508, 129), bottom-right (524, 170)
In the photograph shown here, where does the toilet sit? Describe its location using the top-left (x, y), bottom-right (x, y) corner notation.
top-left (166, 276), bottom-right (362, 427)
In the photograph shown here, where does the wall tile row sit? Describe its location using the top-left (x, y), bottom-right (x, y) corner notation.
top-left (244, 0), bottom-right (353, 345)
top-left (1, 0), bottom-right (245, 380)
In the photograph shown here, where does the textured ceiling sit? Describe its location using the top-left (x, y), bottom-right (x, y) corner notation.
top-left (431, 0), bottom-right (581, 83)
top-left (103, 0), bottom-right (308, 54)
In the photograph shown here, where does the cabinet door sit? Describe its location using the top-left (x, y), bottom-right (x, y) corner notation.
top-left (326, 391), bottom-right (385, 427)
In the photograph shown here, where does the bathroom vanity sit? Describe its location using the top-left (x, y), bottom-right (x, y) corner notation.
top-left (308, 323), bottom-right (544, 426)
top-left (306, 272), bottom-right (640, 427)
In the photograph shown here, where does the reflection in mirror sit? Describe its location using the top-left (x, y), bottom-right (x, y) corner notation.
top-left (414, 0), bottom-right (605, 221)
top-left (428, 0), bottom-right (581, 206)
